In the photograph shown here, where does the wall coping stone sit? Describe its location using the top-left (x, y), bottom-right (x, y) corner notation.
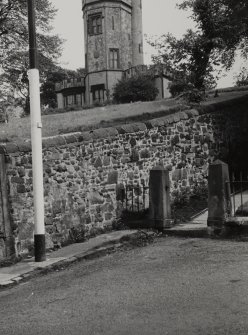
top-left (145, 118), bottom-right (166, 128)
top-left (117, 124), bottom-right (137, 134)
top-left (1, 93), bottom-right (248, 154)
top-left (91, 127), bottom-right (119, 139)
top-left (186, 109), bottom-right (199, 117)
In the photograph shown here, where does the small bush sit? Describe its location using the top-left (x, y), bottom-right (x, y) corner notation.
top-left (234, 67), bottom-right (248, 87)
top-left (191, 181), bottom-right (208, 199)
top-left (169, 81), bottom-right (190, 97)
top-left (181, 88), bottom-right (206, 104)
top-left (113, 74), bottom-right (159, 104)
top-left (171, 188), bottom-right (191, 207)
top-left (169, 80), bottom-right (205, 103)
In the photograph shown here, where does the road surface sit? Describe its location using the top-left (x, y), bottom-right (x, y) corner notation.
top-left (1, 237), bottom-right (248, 335)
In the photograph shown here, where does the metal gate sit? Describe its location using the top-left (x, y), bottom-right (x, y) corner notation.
top-left (118, 182), bottom-right (150, 227)
top-left (226, 171), bottom-right (248, 217)
top-left (121, 183), bottom-right (149, 213)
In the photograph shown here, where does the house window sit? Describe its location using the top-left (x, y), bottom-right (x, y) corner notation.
top-left (109, 49), bottom-right (119, 69)
top-left (88, 14), bottom-right (102, 35)
top-left (76, 94), bottom-right (82, 106)
top-left (91, 84), bottom-right (105, 103)
top-left (63, 96), bottom-right (67, 107)
top-left (67, 95), bottom-right (74, 106)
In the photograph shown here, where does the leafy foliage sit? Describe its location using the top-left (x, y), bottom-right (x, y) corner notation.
top-left (181, 88), bottom-right (206, 104)
top-left (234, 67), bottom-right (248, 87)
top-left (178, 0), bottom-right (248, 60)
top-left (149, 0), bottom-right (248, 98)
top-left (0, 0), bottom-right (63, 108)
top-left (40, 68), bottom-right (86, 108)
top-left (169, 81), bottom-right (190, 98)
top-left (113, 74), bottom-right (159, 104)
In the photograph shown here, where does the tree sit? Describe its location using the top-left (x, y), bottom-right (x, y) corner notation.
top-left (113, 74), bottom-right (159, 104)
top-left (149, 0), bottom-right (248, 96)
top-left (178, 0), bottom-right (248, 63)
top-left (177, 0), bottom-right (248, 75)
top-left (150, 29), bottom-right (219, 93)
top-left (40, 68), bottom-right (87, 108)
top-left (0, 0), bottom-right (63, 108)
top-left (40, 68), bottom-right (67, 109)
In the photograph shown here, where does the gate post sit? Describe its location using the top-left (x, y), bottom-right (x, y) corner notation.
top-left (207, 160), bottom-right (231, 236)
top-left (149, 166), bottom-right (173, 230)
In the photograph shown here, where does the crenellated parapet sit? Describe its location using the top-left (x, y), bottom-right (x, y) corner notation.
top-left (55, 78), bottom-right (85, 93)
top-left (82, 0), bottom-right (132, 10)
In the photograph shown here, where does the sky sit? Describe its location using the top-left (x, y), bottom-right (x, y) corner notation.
top-left (50, 0), bottom-right (245, 88)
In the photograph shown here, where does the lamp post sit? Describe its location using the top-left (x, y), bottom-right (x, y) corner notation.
top-left (27, 0), bottom-right (46, 262)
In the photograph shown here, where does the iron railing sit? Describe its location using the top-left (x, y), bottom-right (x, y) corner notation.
top-left (226, 172), bottom-right (248, 217)
top-left (121, 183), bottom-right (149, 213)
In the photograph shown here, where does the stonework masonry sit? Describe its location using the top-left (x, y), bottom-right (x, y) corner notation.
top-left (1, 95), bottom-right (248, 257)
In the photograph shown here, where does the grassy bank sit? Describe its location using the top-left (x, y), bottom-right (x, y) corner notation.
top-left (1, 90), bottom-right (247, 143)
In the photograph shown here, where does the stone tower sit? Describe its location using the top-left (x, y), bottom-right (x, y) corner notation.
top-left (82, 0), bottom-right (144, 73)
top-left (56, 1), bottom-right (147, 108)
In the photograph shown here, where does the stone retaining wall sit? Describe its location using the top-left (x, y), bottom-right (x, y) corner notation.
top-left (1, 94), bottom-right (248, 255)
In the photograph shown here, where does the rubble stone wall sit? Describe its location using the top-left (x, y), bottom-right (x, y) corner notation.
top-left (2, 94), bottom-right (248, 254)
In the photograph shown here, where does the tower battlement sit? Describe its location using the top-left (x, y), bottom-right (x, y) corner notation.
top-left (82, 0), bottom-right (132, 10)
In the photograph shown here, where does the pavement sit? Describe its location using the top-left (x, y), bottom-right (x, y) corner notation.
top-left (1, 215), bottom-right (209, 289)
top-left (1, 191), bottom-right (247, 289)
top-left (0, 208), bottom-right (214, 289)
top-left (0, 214), bottom-right (210, 289)
top-left (0, 230), bottom-right (145, 288)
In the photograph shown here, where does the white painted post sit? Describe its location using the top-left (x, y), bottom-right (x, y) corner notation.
top-left (27, 0), bottom-right (46, 262)
top-left (28, 69), bottom-right (46, 261)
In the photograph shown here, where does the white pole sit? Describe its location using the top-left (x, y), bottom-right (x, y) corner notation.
top-left (28, 68), bottom-right (46, 261)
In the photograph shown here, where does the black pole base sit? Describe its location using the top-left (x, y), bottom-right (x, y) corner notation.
top-left (34, 234), bottom-right (46, 262)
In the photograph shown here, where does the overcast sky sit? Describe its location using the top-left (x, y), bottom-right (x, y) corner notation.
top-left (50, 0), bottom-right (245, 88)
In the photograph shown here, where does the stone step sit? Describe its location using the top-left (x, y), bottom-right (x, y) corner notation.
top-left (163, 222), bottom-right (208, 238)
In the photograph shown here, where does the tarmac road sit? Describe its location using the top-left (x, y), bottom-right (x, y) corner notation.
top-left (1, 237), bottom-right (248, 335)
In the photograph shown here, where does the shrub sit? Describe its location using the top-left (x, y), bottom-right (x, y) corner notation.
top-left (169, 81), bottom-right (190, 97)
top-left (113, 74), bottom-right (159, 104)
top-left (171, 188), bottom-right (191, 207)
top-left (181, 88), bottom-right (206, 104)
top-left (234, 67), bottom-right (248, 87)
top-left (169, 80), bottom-right (205, 103)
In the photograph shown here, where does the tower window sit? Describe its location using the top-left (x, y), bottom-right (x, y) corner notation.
top-left (88, 14), bottom-right (102, 35)
top-left (109, 49), bottom-right (120, 69)
top-left (112, 16), bottom-right (115, 30)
